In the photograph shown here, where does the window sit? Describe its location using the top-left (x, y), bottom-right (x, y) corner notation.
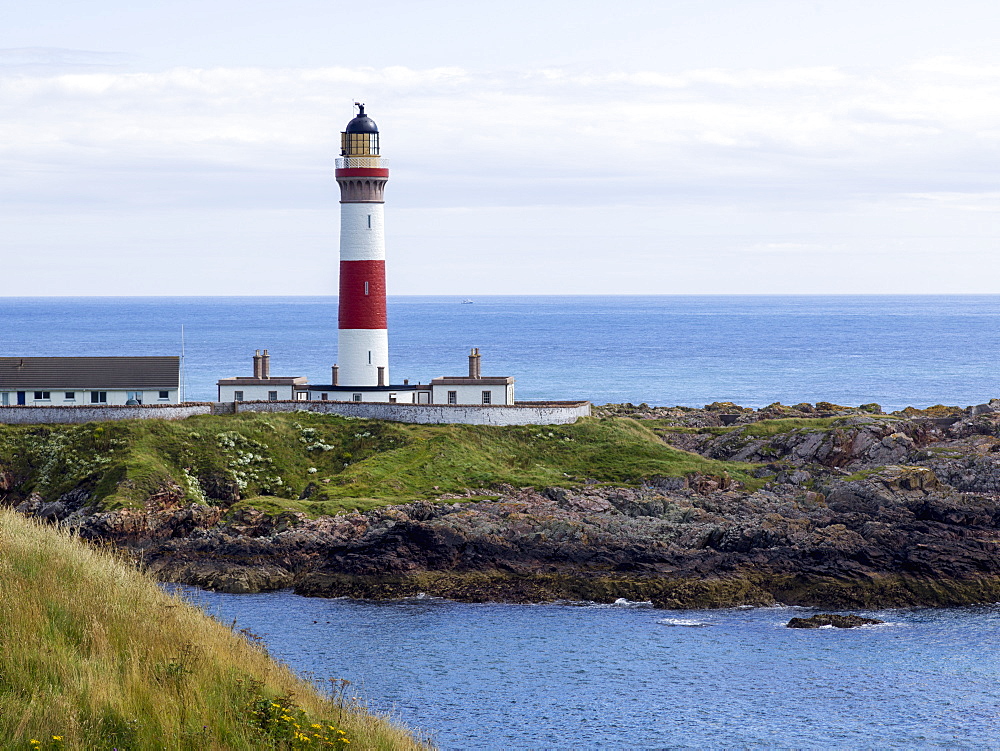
top-left (389, 393), bottom-right (397, 403)
top-left (234, 391), bottom-right (244, 402)
top-left (295, 392), bottom-right (308, 401)
top-left (33, 391), bottom-right (51, 401)
top-left (1, 393), bottom-right (8, 406)
top-left (368, 351), bottom-right (372, 364)
top-left (320, 393), bottom-right (328, 401)
top-left (364, 281), bottom-right (369, 295)
top-left (158, 390), bottom-right (169, 400)
top-left (127, 391), bottom-right (143, 404)
top-left (64, 392), bottom-right (76, 401)
top-left (352, 393), bottom-right (362, 402)
top-left (268, 391), bottom-right (278, 401)
top-left (482, 391), bottom-right (492, 404)
top-left (367, 214), bottom-right (372, 229)
top-left (447, 391), bottom-right (457, 405)
top-left (90, 391), bottom-right (107, 404)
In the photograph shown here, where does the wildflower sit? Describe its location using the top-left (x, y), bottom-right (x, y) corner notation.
top-left (312, 724), bottom-right (322, 729)
top-left (53, 737), bottom-right (64, 741)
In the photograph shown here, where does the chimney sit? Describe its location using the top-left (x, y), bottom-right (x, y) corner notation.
top-left (403, 378), bottom-right (409, 385)
top-left (468, 347), bottom-right (482, 379)
top-left (261, 349), bottom-right (270, 379)
top-left (332, 365), bottom-right (339, 386)
top-left (377, 366), bottom-right (386, 387)
top-left (252, 350), bottom-right (262, 379)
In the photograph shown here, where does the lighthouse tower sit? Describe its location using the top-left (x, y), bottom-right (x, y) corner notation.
top-left (335, 103), bottom-right (389, 388)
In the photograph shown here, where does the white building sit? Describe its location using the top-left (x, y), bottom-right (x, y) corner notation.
top-left (216, 350), bottom-right (309, 402)
top-left (0, 357), bottom-right (180, 406)
top-left (217, 348), bottom-right (514, 405)
top-left (430, 348), bottom-right (514, 405)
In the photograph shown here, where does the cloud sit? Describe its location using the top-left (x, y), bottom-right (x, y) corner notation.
top-left (1, 56), bottom-right (999, 295)
top-left (0, 47), bottom-right (131, 72)
top-left (1, 57), bottom-right (998, 213)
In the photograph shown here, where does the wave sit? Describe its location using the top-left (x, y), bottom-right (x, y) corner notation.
top-left (657, 617), bottom-right (712, 627)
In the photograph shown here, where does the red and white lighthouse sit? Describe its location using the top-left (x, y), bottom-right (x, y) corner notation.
top-left (334, 104), bottom-right (390, 388)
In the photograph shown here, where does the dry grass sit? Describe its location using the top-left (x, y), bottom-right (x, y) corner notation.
top-left (0, 507), bottom-right (428, 750)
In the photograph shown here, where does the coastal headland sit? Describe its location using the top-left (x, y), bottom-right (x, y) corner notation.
top-left (4, 400), bottom-right (1000, 610)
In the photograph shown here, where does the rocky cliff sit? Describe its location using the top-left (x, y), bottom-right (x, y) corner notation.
top-left (6, 404), bottom-right (1000, 609)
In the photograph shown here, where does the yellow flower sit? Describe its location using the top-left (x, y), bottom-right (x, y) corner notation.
top-left (53, 738), bottom-right (64, 742)
top-left (312, 723), bottom-right (322, 729)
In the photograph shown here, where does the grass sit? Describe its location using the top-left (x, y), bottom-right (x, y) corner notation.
top-left (0, 414), bottom-right (761, 515)
top-left (649, 415), bottom-right (904, 440)
top-left (0, 506), bottom-right (425, 749)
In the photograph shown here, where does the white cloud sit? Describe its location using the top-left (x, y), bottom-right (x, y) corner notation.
top-left (1, 55), bottom-right (999, 294)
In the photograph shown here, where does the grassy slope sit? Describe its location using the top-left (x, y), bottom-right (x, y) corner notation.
top-left (0, 415), bottom-right (759, 516)
top-left (0, 507), bottom-right (424, 749)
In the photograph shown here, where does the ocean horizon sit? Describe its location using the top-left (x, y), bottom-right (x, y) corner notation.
top-left (3, 294), bottom-right (999, 411)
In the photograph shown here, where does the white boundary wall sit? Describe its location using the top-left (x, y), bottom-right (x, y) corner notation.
top-left (0, 403), bottom-right (213, 425)
top-left (237, 400), bottom-right (591, 425)
top-left (0, 400), bottom-right (590, 426)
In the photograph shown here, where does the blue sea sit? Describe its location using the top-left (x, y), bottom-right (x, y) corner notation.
top-left (180, 589), bottom-right (1000, 749)
top-left (3, 294), bottom-right (1000, 409)
top-left (8, 294), bottom-right (1000, 747)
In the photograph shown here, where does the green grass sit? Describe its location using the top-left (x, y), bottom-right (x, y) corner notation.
top-left (650, 415), bottom-right (904, 440)
top-left (0, 507), bottom-right (425, 749)
top-left (0, 414), bottom-right (761, 515)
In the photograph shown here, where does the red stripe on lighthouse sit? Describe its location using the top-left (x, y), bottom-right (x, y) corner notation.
top-left (339, 260), bottom-right (387, 329)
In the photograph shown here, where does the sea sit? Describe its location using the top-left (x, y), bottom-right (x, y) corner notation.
top-left (7, 294), bottom-right (1000, 747)
top-left (3, 294), bottom-right (1000, 409)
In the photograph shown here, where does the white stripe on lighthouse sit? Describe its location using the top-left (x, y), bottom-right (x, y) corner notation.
top-left (340, 203), bottom-right (385, 262)
top-left (337, 329), bottom-right (389, 386)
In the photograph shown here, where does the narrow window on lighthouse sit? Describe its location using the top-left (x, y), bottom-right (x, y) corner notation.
top-left (367, 214), bottom-right (372, 229)
top-left (364, 281), bottom-right (369, 295)
top-left (368, 351), bottom-right (372, 364)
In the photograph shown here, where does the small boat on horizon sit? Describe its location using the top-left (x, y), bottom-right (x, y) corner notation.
top-left (461, 299), bottom-right (474, 304)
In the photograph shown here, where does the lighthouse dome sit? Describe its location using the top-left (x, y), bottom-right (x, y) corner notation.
top-left (345, 104), bottom-right (378, 134)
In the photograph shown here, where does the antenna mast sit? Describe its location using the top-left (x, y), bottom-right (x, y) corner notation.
top-left (180, 324), bottom-right (186, 403)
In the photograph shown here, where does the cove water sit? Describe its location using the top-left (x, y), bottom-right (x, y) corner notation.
top-left (3, 294), bottom-right (1000, 409)
top-left (179, 588), bottom-right (1000, 749)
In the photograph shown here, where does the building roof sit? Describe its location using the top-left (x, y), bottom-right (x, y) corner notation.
top-left (345, 104), bottom-right (378, 134)
top-left (0, 357), bottom-right (179, 389)
top-left (216, 376), bottom-right (307, 386)
top-left (431, 376), bottom-right (514, 386)
top-left (309, 384), bottom-right (429, 392)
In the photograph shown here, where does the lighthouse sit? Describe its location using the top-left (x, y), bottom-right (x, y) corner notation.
top-left (335, 103), bottom-right (390, 388)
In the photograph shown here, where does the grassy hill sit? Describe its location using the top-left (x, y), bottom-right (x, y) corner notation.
top-left (0, 414), bottom-right (758, 516)
top-left (0, 506), bottom-right (425, 749)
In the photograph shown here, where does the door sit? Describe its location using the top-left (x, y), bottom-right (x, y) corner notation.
top-left (16, 391), bottom-right (25, 405)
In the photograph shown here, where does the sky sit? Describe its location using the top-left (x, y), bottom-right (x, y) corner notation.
top-left (2, 0), bottom-right (999, 295)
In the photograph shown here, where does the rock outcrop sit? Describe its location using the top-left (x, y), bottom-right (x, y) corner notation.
top-left (9, 400), bottom-right (1000, 610)
top-left (786, 614), bottom-right (884, 628)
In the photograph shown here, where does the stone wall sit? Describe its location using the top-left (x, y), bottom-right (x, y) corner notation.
top-left (0, 403), bottom-right (213, 425)
top-left (235, 399), bottom-right (592, 425)
top-left (0, 400), bottom-right (591, 426)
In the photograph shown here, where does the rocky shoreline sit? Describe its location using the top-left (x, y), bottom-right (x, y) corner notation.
top-left (10, 399), bottom-right (1000, 609)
